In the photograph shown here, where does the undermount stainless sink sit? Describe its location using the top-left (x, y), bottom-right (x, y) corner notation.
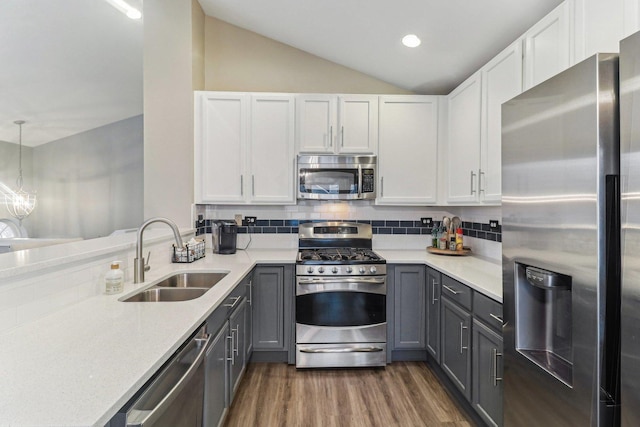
top-left (121, 271), bottom-right (229, 302)
top-left (122, 287), bottom-right (209, 302)
top-left (153, 272), bottom-right (228, 289)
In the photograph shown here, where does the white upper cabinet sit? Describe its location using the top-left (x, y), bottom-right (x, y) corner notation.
top-left (296, 94), bottom-right (378, 154)
top-left (446, 71), bottom-right (483, 204)
top-left (480, 40), bottom-right (523, 203)
top-left (195, 92), bottom-right (248, 204)
top-left (377, 96), bottom-right (439, 205)
top-left (523, 1), bottom-right (572, 90)
top-left (195, 92), bottom-right (295, 205)
top-left (248, 94), bottom-right (296, 204)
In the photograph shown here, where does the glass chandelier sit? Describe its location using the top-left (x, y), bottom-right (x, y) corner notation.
top-left (5, 120), bottom-right (36, 222)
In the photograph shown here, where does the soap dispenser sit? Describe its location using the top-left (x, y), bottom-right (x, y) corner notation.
top-left (105, 261), bottom-right (124, 294)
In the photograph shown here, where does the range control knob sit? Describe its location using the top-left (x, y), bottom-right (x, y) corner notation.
top-left (306, 266), bottom-right (314, 274)
top-left (359, 267), bottom-right (366, 274)
top-left (318, 267), bottom-right (325, 274)
top-left (346, 266), bottom-right (353, 274)
top-left (369, 266), bottom-right (377, 274)
top-left (332, 267), bottom-right (339, 274)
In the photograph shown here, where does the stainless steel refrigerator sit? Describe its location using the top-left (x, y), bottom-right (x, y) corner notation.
top-left (620, 30), bottom-right (640, 427)
top-left (502, 53), bottom-right (620, 426)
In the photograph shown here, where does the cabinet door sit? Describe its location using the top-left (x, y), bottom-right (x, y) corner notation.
top-left (480, 41), bottom-right (523, 203)
top-left (338, 95), bottom-right (378, 154)
top-left (252, 266), bottom-right (285, 350)
top-left (248, 95), bottom-right (295, 204)
top-left (393, 265), bottom-right (426, 349)
top-left (245, 275), bottom-right (253, 358)
top-left (204, 323), bottom-right (228, 427)
top-left (426, 267), bottom-right (441, 363)
top-left (441, 297), bottom-right (472, 400)
top-left (574, 0), bottom-right (625, 63)
top-left (296, 94), bottom-right (337, 153)
top-left (523, 1), bottom-right (571, 90)
top-left (377, 96), bottom-right (439, 205)
top-left (446, 72), bottom-right (482, 203)
top-left (473, 319), bottom-right (504, 427)
top-left (194, 92), bottom-right (248, 203)
top-left (229, 297), bottom-right (246, 404)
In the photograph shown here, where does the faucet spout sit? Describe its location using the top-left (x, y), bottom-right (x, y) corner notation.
top-left (134, 217), bottom-right (184, 284)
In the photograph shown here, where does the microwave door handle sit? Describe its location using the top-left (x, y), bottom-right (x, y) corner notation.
top-left (358, 165), bottom-right (362, 198)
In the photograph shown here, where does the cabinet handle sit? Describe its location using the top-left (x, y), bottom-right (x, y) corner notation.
top-left (329, 126), bottom-right (333, 147)
top-left (226, 334), bottom-right (234, 364)
top-left (232, 325), bottom-right (240, 356)
top-left (246, 280), bottom-right (252, 306)
top-left (489, 313), bottom-right (503, 324)
top-left (442, 284), bottom-right (460, 295)
top-left (470, 171), bottom-right (477, 195)
top-left (492, 348), bottom-right (503, 386)
top-left (341, 126), bottom-right (345, 147)
top-left (251, 175), bottom-right (255, 196)
top-left (479, 169), bottom-right (485, 193)
top-left (381, 177), bottom-right (384, 197)
top-left (224, 296), bottom-right (241, 308)
top-left (240, 175), bottom-right (244, 196)
top-left (460, 323), bottom-right (468, 354)
top-left (431, 280), bottom-right (439, 304)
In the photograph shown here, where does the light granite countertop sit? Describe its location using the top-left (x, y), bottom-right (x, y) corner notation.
top-left (0, 248), bottom-right (501, 426)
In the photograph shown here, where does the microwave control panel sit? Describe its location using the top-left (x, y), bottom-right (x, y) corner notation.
top-left (362, 169), bottom-right (375, 193)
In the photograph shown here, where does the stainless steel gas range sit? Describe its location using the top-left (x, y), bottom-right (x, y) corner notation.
top-left (295, 222), bottom-right (387, 368)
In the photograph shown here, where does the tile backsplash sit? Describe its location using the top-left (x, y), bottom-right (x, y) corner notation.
top-left (195, 218), bottom-right (501, 242)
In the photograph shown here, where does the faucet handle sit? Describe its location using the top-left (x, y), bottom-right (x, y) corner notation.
top-left (144, 251), bottom-right (151, 272)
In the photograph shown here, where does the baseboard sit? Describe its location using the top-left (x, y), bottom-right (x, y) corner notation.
top-left (391, 349), bottom-right (428, 362)
top-left (249, 350), bottom-right (288, 363)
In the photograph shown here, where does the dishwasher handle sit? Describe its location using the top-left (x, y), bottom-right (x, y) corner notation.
top-left (127, 330), bottom-right (211, 427)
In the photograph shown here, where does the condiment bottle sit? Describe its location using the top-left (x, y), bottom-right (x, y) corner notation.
top-left (456, 228), bottom-right (464, 251)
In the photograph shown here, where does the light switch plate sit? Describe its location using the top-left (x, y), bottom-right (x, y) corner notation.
top-left (234, 214), bottom-right (242, 226)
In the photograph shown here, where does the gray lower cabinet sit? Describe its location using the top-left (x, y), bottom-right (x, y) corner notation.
top-left (472, 319), bottom-right (503, 427)
top-left (245, 274), bottom-right (254, 359)
top-left (204, 272), bottom-right (251, 427)
top-left (204, 323), bottom-right (228, 427)
top-left (441, 295), bottom-right (472, 400)
top-left (393, 265), bottom-right (426, 349)
top-left (252, 266), bottom-right (285, 349)
top-left (229, 297), bottom-right (247, 403)
top-left (426, 267), bottom-right (441, 362)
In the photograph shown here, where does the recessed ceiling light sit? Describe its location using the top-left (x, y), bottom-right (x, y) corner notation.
top-left (402, 34), bottom-right (421, 48)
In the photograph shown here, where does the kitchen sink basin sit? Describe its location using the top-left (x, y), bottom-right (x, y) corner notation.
top-left (121, 287), bottom-right (209, 302)
top-left (120, 272), bottom-right (229, 302)
top-left (153, 272), bottom-right (228, 289)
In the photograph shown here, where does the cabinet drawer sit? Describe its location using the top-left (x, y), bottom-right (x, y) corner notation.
top-left (473, 292), bottom-right (503, 333)
top-left (441, 275), bottom-right (472, 310)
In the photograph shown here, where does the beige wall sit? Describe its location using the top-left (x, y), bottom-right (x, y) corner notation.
top-left (204, 17), bottom-right (413, 94)
top-left (143, 0), bottom-right (195, 228)
top-left (192, 0), bottom-right (205, 90)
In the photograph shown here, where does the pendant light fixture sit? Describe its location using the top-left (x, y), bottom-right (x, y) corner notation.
top-left (5, 120), bottom-right (36, 222)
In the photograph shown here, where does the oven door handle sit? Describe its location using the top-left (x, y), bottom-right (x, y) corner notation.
top-left (299, 346), bottom-right (384, 353)
top-left (297, 277), bottom-right (386, 285)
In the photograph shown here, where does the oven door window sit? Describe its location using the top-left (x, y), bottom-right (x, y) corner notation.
top-left (299, 168), bottom-right (358, 195)
top-left (296, 291), bottom-right (386, 327)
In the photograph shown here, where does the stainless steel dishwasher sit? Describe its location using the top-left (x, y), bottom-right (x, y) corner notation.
top-left (111, 325), bottom-right (211, 427)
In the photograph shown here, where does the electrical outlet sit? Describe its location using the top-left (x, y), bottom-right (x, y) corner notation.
top-left (244, 216), bottom-right (257, 226)
top-left (489, 219), bottom-right (500, 230)
top-left (196, 214), bottom-right (205, 228)
top-left (420, 217), bottom-right (432, 227)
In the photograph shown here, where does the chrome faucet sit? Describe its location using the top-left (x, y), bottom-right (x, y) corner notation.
top-left (134, 217), bottom-right (184, 284)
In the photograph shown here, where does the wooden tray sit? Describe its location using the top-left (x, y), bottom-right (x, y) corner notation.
top-left (427, 246), bottom-right (472, 256)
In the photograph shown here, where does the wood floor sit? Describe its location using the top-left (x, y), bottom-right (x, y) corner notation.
top-left (223, 362), bottom-right (473, 427)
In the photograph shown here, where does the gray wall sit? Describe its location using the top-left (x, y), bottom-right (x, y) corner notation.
top-left (30, 115), bottom-right (143, 239)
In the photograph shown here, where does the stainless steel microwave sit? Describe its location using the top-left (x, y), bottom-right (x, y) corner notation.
top-left (297, 155), bottom-right (376, 201)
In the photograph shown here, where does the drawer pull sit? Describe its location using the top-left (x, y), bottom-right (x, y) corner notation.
top-left (489, 313), bottom-right (503, 324)
top-left (492, 348), bottom-right (503, 386)
top-left (443, 284), bottom-right (460, 295)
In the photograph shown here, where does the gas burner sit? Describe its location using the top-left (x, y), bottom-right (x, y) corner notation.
top-left (296, 247), bottom-right (384, 264)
